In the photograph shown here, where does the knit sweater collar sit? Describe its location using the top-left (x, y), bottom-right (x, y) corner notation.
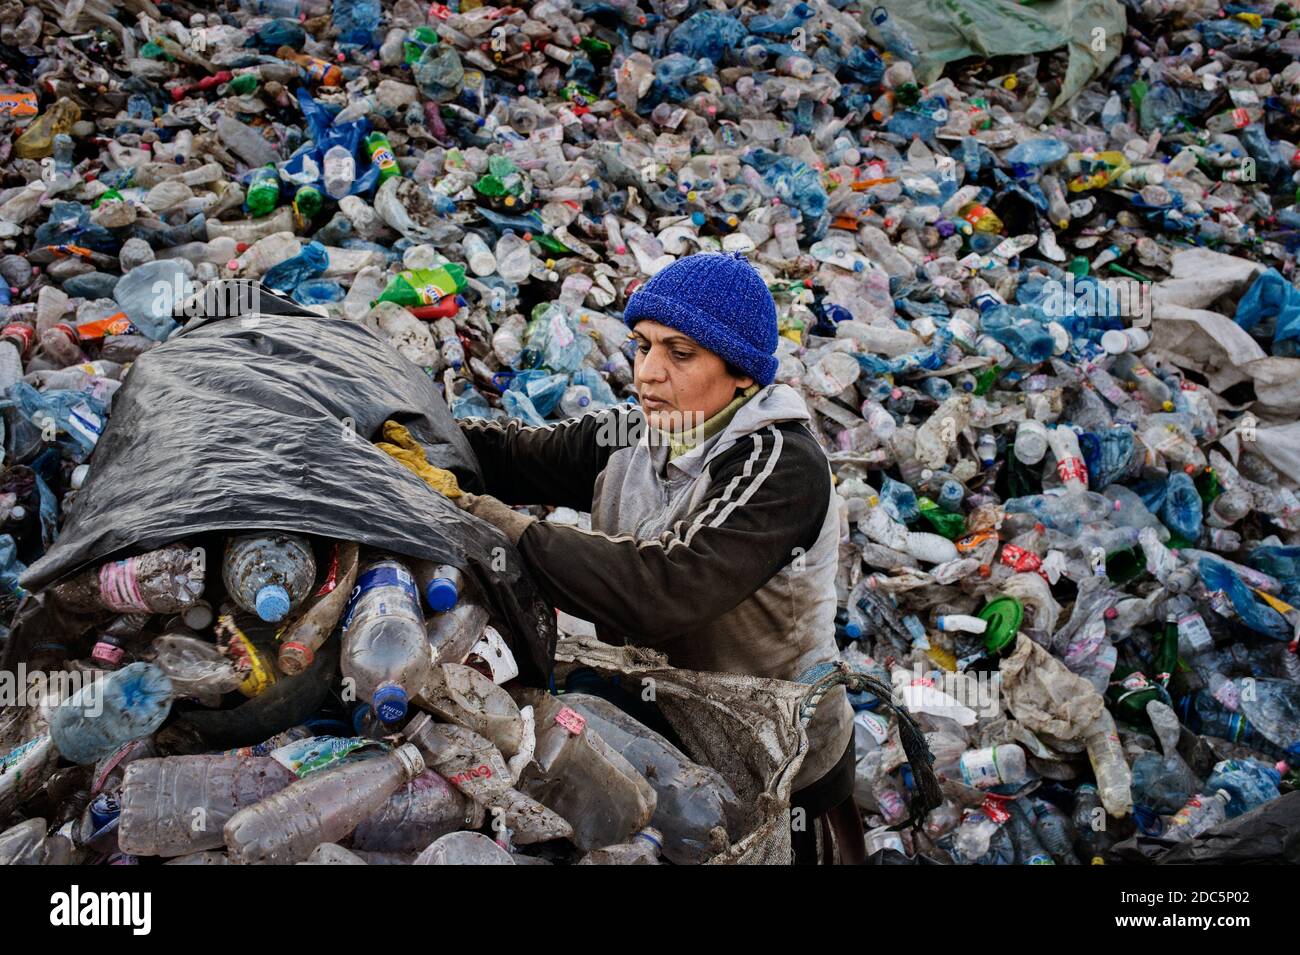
top-left (665, 385), bottom-right (761, 460)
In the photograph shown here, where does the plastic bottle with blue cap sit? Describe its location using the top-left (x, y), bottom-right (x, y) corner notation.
top-left (340, 556), bottom-right (434, 724)
top-left (222, 533), bottom-right (317, 624)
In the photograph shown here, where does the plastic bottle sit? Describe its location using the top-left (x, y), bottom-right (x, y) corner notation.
top-left (224, 743), bottom-right (425, 864)
top-left (244, 164), bottom-right (282, 218)
top-left (1047, 426), bottom-right (1089, 494)
top-left (222, 533), bottom-right (317, 623)
top-left (1164, 790), bottom-right (1231, 842)
top-left (1071, 783), bottom-right (1114, 863)
top-left (364, 131), bottom-right (401, 184)
top-left (322, 145), bottom-right (357, 201)
top-left (51, 543), bottom-right (206, 614)
top-left (959, 743), bottom-right (1028, 789)
top-left (577, 828), bottom-right (664, 865)
top-left (495, 231), bottom-right (532, 284)
top-left (375, 265), bottom-right (468, 308)
top-left (340, 557), bottom-right (433, 724)
top-left (562, 693), bottom-right (740, 864)
top-left (49, 663), bottom-right (173, 765)
top-left (119, 755), bottom-right (297, 856)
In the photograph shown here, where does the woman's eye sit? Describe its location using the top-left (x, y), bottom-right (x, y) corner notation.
top-left (673, 352), bottom-right (692, 362)
top-left (636, 342), bottom-right (650, 353)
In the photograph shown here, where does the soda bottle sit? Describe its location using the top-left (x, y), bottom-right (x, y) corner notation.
top-left (244, 164), bottom-right (282, 218)
top-left (276, 45), bottom-right (343, 86)
top-left (221, 533), bottom-right (317, 623)
top-left (364, 131), bottom-right (401, 184)
top-left (292, 184), bottom-right (323, 223)
top-left (374, 265), bottom-right (468, 308)
top-left (340, 557), bottom-right (433, 723)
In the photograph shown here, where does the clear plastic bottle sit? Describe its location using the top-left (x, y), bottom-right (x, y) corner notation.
top-left (223, 743), bottom-right (425, 864)
top-left (119, 754), bottom-right (297, 856)
top-left (1164, 790), bottom-right (1231, 842)
top-left (577, 827), bottom-right (664, 865)
top-left (495, 231), bottom-right (532, 284)
top-left (959, 743), bottom-right (1028, 789)
top-left (322, 145), bottom-right (357, 201)
top-left (222, 533), bottom-right (317, 623)
top-left (340, 557), bottom-right (432, 723)
top-left (51, 543), bottom-right (206, 614)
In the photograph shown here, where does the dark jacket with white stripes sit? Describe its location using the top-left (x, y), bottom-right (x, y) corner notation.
top-left (458, 382), bottom-right (853, 789)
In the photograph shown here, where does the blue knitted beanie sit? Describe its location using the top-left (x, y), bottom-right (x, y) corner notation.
top-left (622, 252), bottom-right (779, 386)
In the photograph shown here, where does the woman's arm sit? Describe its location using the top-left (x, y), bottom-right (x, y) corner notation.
top-left (486, 421), bottom-right (831, 643)
top-left (456, 406), bottom-right (636, 510)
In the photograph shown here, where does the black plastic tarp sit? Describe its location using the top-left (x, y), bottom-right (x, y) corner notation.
top-left (1109, 790), bottom-right (1300, 865)
top-left (16, 284), bottom-right (555, 682)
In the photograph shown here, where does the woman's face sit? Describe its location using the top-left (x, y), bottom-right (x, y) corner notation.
top-left (631, 320), bottom-right (754, 431)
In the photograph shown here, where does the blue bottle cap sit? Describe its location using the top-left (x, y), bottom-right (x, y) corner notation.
top-left (373, 685), bottom-right (409, 724)
top-left (424, 576), bottom-right (460, 613)
top-left (845, 621), bottom-right (863, 639)
top-left (255, 584), bottom-right (291, 622)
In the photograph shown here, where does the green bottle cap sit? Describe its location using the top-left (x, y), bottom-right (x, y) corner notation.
top-left (979, 596), bottom-right (1023, 655)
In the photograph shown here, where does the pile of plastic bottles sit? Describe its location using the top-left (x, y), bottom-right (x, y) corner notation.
top-left (2, 0), bottom-right (1300, 863)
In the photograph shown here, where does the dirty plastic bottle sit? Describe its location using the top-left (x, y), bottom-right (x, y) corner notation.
top-left (222, 533), bottom-right (317, 623)
top-left (51, 543), bottom-right (206, 614)
top-left (119, 755), bottom-right (297, 856)
top-left (562, 693), bottom-right (739, 864)
top-left (577, 828), bottom-right (664, 865)
top-left (224, 743), bottom-right (425, 864)
top-left (340, 557), bottom-right (433, 723)
top-left (49, 663), bottom-right (174, 765)
top-left (1164, 790), bottom-right (1231, 843)
top-left (322, 145), bottom-right (357, 201)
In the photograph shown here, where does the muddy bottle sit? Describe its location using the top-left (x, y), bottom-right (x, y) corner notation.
top-left (51, 543), bottom-right (206, 615)
top-left (223, 743), bottom-right (425, 864)
top-left (222, 533), bottom-right (317, 623)
top-left (118, 754), bottom-right (297, 856)
top-left (49, 663), bottom-right (174, 765)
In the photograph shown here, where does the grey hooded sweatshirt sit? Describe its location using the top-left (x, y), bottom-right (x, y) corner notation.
top-left (458, 382), bottom-right (853, 789)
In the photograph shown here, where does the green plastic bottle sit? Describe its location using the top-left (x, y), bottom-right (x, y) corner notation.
top-left (917, 497), bottom-right (965, 539)
top-left (374, 265), bottom-right (467, 307)
top-left (244, 164), bottom-right (281, 218)
top-left (229, 73), bottom-right (260, 96)
top-left (365, 132), bottom-right (401, 184)
top-left (293, 184), bottom-right (323, 222)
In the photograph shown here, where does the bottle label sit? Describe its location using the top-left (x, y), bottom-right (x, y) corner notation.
top-left (555, 705), bottom-right (586, 735)
top-left (271, 735), bottom-right (380, 777)
top-left (854, 709), bottom-right (890, 745)
top-left (371, 146), bottom-right (397, 170)
top-left (98, 558), bottom-right (149, 612)
top-left (1232, 107), bottom-right (1250, 128)
top-left (1177, 613), bottom-right (1213, 654)
top-left (550, 310), bottom-right (574, 348)
top-left (980, 795), bottom-right (1011, 823)
top-left (1055, 456), bottom-right (1088, 486)
top-left (960, 747), bottom-right (1003, 787)
top-left (1, 736), bottom-right (42, 771)
top-left (67, 402), bottom-right (104, 445)
top-left (314, 543), bottom-right (342, 597)
top-left (1212, 679), bottom-right (1240, 711)
top-left (342, 563), bottom-right (422, 632)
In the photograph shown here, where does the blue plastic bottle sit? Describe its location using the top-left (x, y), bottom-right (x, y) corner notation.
top-left (49, 662), bottom-right (173, 765)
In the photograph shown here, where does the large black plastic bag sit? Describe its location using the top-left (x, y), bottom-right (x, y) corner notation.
top-left (18, 287), bottom-right (556, 683)
top-left (1109, 791), bottom-right (1300, 865)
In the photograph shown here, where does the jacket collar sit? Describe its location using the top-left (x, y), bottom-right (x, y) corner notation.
top-left (665, 382), bottom-right (811, 479)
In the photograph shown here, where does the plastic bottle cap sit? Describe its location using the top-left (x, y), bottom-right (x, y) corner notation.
top-left (845, 621), bottom-right (862, 639)
top-left (373, 684), bottom-right (409, 723)
top-left (424, 576), bottom-right (460, 613)
top-left (255, 584), bottom-right (291, 622)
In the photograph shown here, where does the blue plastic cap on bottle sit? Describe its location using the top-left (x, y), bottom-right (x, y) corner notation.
top-left (424, 576), bottom-right (460, 613)
top-left (373, 685), bottom-right (409, 724)
top-left (845, 621), bottom-right (863, 639)
top-left (255, 584), bottom-right (291, 622)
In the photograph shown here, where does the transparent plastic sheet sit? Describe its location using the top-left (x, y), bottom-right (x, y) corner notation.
top-left (12, 283), bottom-right (555, 685)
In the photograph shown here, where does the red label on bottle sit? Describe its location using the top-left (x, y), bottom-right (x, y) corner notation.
top-left (981, 795), bottom-right (1011, 824)
top-left (314, 543), bottom-right (341, 597)
top-left (449, 764), bottom-right (493, 786)
top-left (2, 323), bottom-right (33, 354)
top-left (1232, 107), bottom-right (1250, 128)
top-left (1056, 456), bottom-right (1088, 486)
